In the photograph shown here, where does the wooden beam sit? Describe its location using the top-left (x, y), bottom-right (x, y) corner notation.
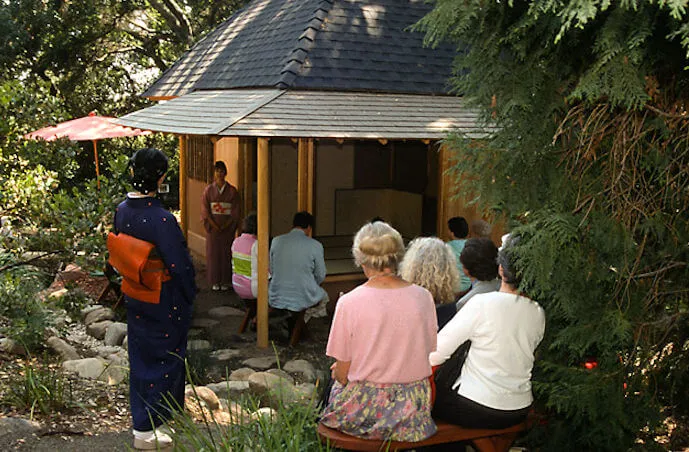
top-left (256, 138), bottom-right (270, 348)
top-left (239, 138), bottom-right (254, 215)
top-left (179, 135), bottom-right (188, 239)
top-left (297, 138), bottom-right (315, 213)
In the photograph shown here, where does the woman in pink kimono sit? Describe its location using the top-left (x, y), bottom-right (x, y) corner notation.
top-left (201, 161), bottom-right (240, 291)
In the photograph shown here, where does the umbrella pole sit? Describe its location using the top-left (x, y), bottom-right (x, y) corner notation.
top-left (93, 140), bottom-right (101, 190)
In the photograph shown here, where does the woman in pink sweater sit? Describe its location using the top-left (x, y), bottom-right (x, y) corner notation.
top-left (320, 221), bottom-right (438, 442)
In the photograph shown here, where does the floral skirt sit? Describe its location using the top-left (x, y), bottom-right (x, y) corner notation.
top-left (320, 379), bottom-right (436, 442)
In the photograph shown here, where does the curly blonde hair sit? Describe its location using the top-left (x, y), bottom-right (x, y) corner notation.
top-left (399, 237), bottom-right (460, 304)
top-left (352, 222), bottom-right (405, 272)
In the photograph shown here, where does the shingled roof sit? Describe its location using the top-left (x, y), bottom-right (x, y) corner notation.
top-left (143, 0), bottom-right (456, 99)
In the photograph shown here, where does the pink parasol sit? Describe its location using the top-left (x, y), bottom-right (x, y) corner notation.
top-left (25, 111), bottom-right (151, 188)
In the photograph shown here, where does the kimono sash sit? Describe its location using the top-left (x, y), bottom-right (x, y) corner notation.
top-left (107, 232), bottom-right (171, 304)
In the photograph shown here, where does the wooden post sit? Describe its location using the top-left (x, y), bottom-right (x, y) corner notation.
top-left (93, 140), bottom-right (101, 190)
top-left (240, 138), bottom-right (254, 214)
top-left (297, 138), bottom-right (315, 213)
top-left (179, 135), bottom-right (188, 239)
top-left (437, 144), bottom-right (448, 240)
top-left (257, 138), bottom-right (270, 348)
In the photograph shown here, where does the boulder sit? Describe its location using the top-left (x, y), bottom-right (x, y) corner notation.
top-left (207, 306), bottom-right (245, 318)
top-left (251, 407), bottom-right (278, 422)
top-left (46, 336), bottom-right (80, 361)
top-left (210, 349), bottom-right (242, 362)
top-left (295, 382), bottom-right (318, 400)
top-left (84, 307), bottom-right (114, 326)
top-left (104, 322), bottom-right (128, 346)
top-left (63, 357), bottom-right (106, 379)
top-left (266, 368), bottom-right (295, 385)
top-left (247, 371), bottom-right (294, 398)
top-left (242, 356), bottom-right (277, 370)
top-left (86, 320), bottom-right (113, 340)
top-left (229, 367), bottom-right (256, 381)
top-left (283, 359), bottom-right (317, 383)
top-left (185, 385), bottom-right (220, 411)
top-left (102, 353), bottom-right (129, 385)
top-left (207, 380), bottom-right (250, 399)
top-left (0, 338), bottom-right (27, 356)
top-left (122, 335), bottom-right (128, 350)
top-left (93, 345), bottom-right (123, 358)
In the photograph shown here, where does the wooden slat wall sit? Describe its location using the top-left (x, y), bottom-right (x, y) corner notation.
top-left (187, 135), bottom-right (214, 182)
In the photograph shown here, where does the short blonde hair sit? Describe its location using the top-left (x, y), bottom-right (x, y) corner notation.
top-left (399, 237), bottom-right (460, 304)
top-left (352, 222), bottom-right (405, 272)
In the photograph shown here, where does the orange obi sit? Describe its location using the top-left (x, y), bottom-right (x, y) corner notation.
top-left (107, 232), bottom-right (171, 304)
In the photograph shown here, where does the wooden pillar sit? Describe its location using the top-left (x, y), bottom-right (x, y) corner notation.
top-left (297, 138), bottom-right (315, 213)
top-left (179, 135), bottom-right (188, 239)
top-left (257, 138), bottom-right (270, 348)
top-left (437, 144), bottom-right (449, 240)
top-left (239, 138), bottom-right (254, 214)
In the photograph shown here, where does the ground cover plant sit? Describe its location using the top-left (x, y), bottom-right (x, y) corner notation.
top-left (418, 1), bottom-right (689, 450)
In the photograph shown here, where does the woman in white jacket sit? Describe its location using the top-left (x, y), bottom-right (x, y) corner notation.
top-left (429, 237), bottom-right (545, 429)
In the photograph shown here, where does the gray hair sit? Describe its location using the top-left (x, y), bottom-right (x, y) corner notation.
top-left (352, 222), bottom-right (405, 272)
top-left (399, 237), bottom-right (459, 304)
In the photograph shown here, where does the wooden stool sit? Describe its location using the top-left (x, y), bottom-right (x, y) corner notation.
top-left (317, 418), bottom-right (530, 452)
top-left (237, 299), bottom-right (257, 334)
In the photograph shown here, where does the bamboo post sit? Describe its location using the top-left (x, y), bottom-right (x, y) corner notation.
top-left (257, 138), bottom-right (270, 348)
top-left (297, 138), bottom-right (315, 213)
top-left (179, 135), bottom-right (188, 239)
top-left (93, 140), bottom-right (101, 190)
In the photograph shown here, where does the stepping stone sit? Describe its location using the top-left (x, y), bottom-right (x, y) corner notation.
top-left (191, 318), bottom-right (220, 329)
top-left (210, 349), bottom-right (242, 361)
top-left (242, 356), bottom-right (277, 370)
top-left (208, 306), bottom-right (245, 318)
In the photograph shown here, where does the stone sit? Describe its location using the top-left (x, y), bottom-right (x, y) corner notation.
top-left (0, 417), bottom-right (41, 439)
top-left (191, 318), bottom-right (220, 329)
top-left (187, 339), bottom-right (211, 351)
top-left (80, 305), bottom-right (103, 318)
top-left (63, 357), bottom-right (106, 379)
top-left (93, 345), bottom-right (123, 358)
top-left (210, 349), bottom-right (242, 361)
top-left (247, 371), bottom-right (293, 397)
top-left (283, 359), bottom-right (317, 383)
top-left (187, 328), bottom-right (204, 338)
top-left (295, 382), bottom-right (317, 400)
top-left (46, 336), bottom-right (80, 361)
top-left (251, 407), bottom-right (278, 422)
top-left (122, 335), bottom-right (128, 350)
top-left (242, 356), bottom-right (277, 370)
top-left (207, 380), bottom-right (250, 400)
top-left (229, 367), bottom-right (256, 381)
top-left (104, 322), bottom-right (128, 346)
top-left (185, 385), bottom-right (220, 410)
top-left (86, 320), bottom-right (113, 340)
top-left (225, 401), bottom-right (253, 423)
top-left (266, 368), bottom-right (295, 385)
top-left (102, 353), bottom-right (129, 385)
top-left (0, 338), bottom-right (27, 356)
top-left (207, 306), bottom-right (246, 318)
top-left (84, 307), bottom-right (114, 326)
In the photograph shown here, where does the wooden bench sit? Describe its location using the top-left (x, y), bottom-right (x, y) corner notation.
top-left (317, 418), bottom-right (529, 452)
top-left (237, 300), bottom-right (307, 347)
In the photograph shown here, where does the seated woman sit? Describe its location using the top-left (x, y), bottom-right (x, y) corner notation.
top-left (320, 221), bottom-right (438, 442)
top-left (399, 237), bottom-right (460, 330)
top-left (430, 237), bottom-right (545, 430)
top-left (455, 238), bottom-right (500, 311)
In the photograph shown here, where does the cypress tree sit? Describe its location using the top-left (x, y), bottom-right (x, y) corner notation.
top-left (417, 1), bottom-right (689, 450)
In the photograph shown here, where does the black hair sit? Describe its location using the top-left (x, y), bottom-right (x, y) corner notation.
top-left (293, 211), bottom-right (315, 229)
top-left (214, 161), bottom-right (227, 173)
top-left (496, 235), bottom-right (521, 287)
top-left (460, 238), bottom-right (499, 281)
top-left (129, 148), bottom-right (168, 195)
top-left (242, 213), bottom-right (257, 235)
top-left (448, 216), bottom-right (469, 238)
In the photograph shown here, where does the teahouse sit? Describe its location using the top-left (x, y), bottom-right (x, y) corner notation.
top-left (117, 0), bottom-right (499, 347)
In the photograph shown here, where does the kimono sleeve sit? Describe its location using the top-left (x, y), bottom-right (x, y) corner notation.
top-left (156, 212), bottom-right (197, 304)
top-left (326, 297), bottom-right (352, 362)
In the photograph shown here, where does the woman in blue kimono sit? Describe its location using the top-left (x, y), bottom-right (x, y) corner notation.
top-left (114, 148), bottom-right (196, 450)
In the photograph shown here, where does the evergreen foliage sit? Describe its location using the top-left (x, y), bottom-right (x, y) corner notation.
top-left (418, 1), bottom-right (689, 449)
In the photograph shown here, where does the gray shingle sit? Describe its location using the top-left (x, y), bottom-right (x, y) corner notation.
top-left (143, 0), bottom-right (455, 98)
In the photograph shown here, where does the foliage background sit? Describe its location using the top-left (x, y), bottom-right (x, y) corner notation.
top-left (418, 1), bottom-right (689, 450)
